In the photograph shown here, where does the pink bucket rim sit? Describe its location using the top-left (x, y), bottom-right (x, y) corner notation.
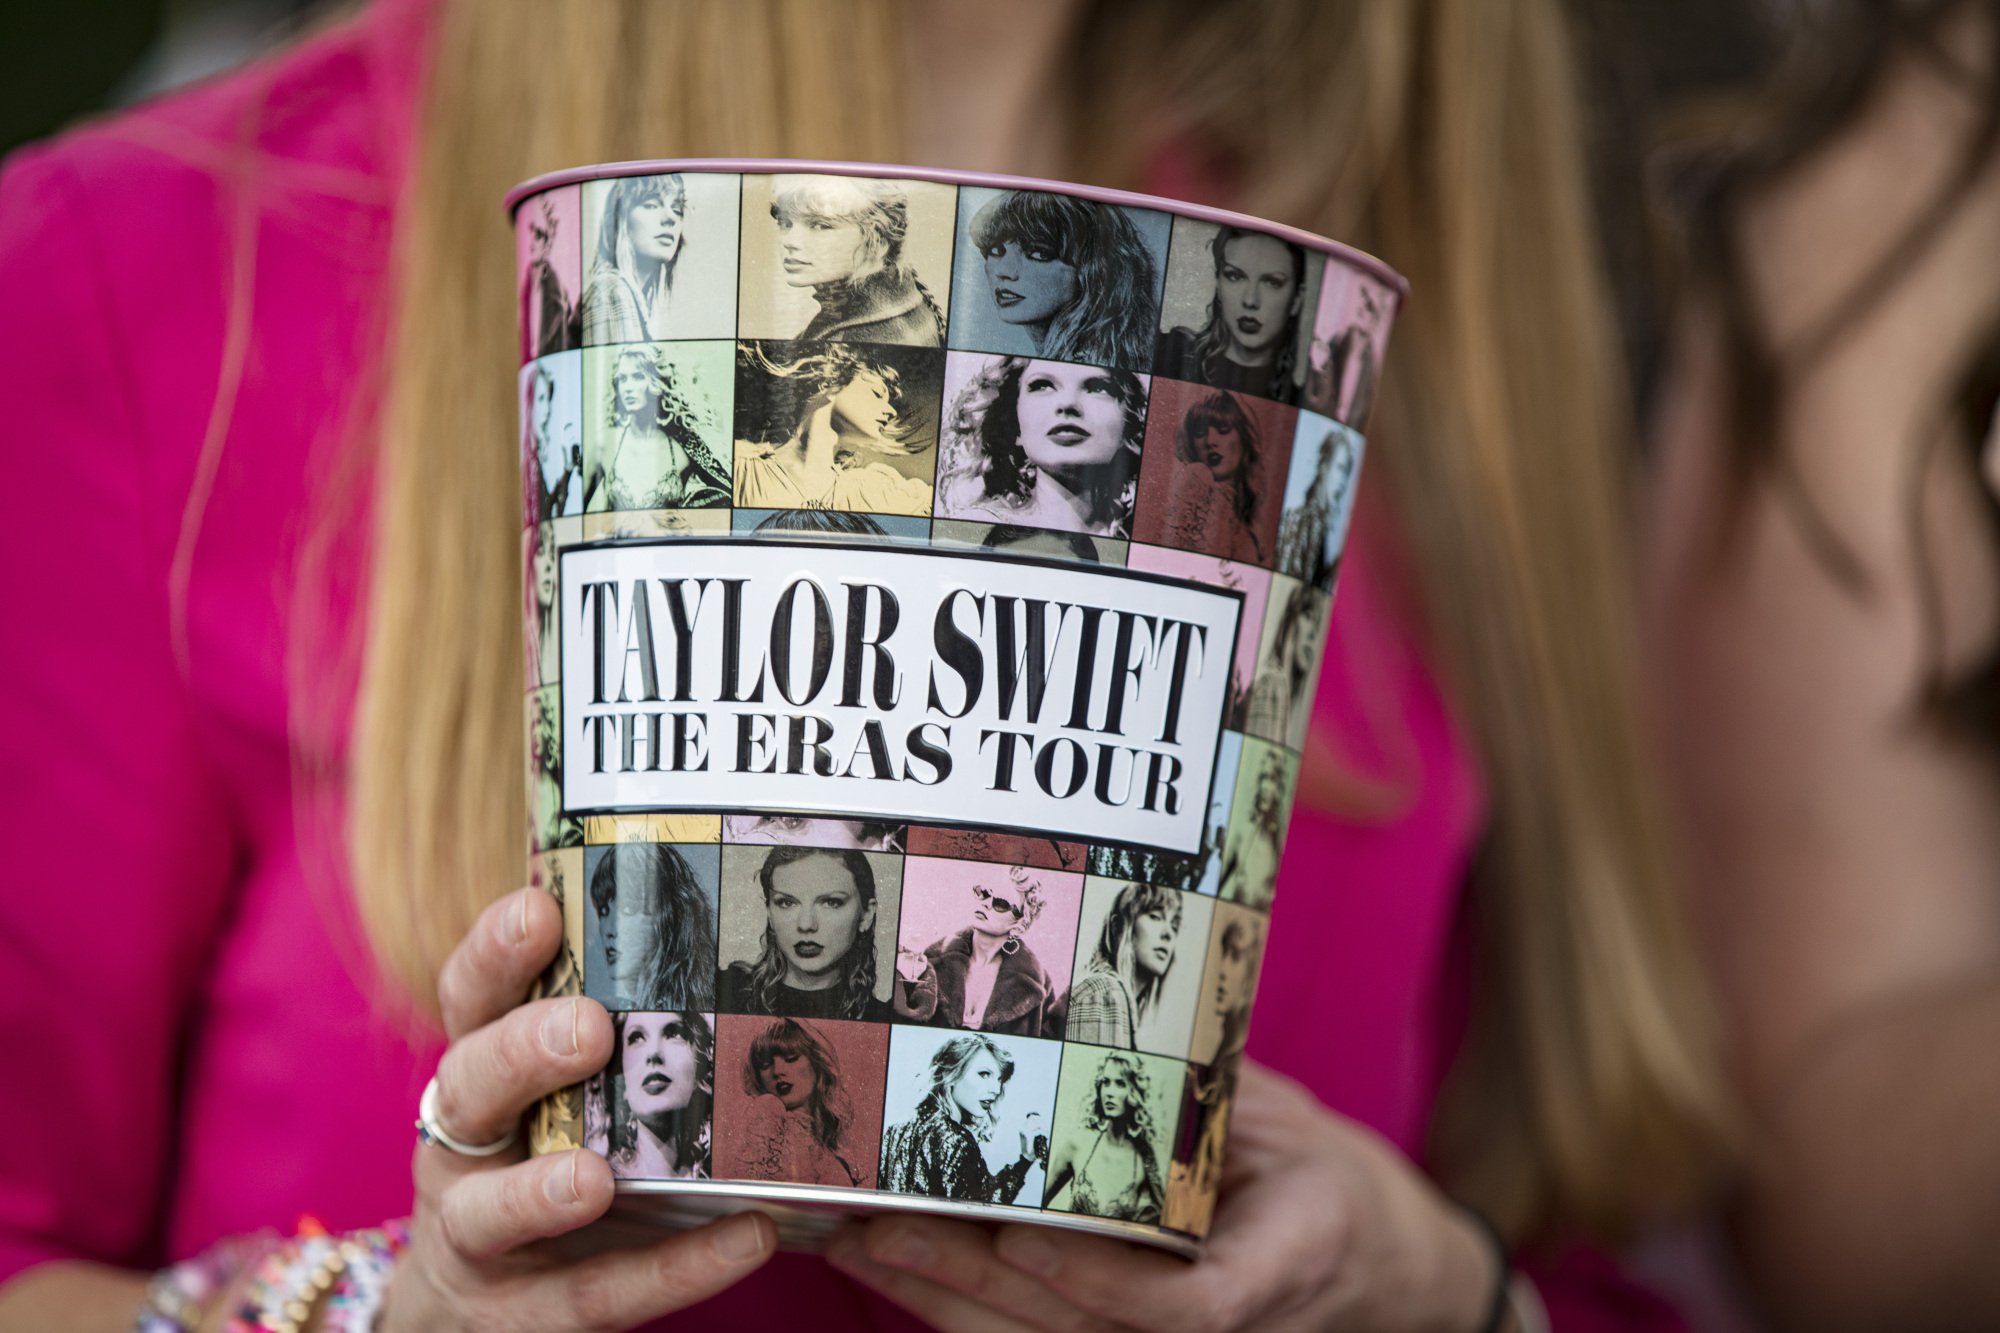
top-left (505, 157), bottom-right (1407, 304)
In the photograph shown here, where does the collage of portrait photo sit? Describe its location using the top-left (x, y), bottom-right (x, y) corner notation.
top-left (516, 168), bottom-right (1394, 1239)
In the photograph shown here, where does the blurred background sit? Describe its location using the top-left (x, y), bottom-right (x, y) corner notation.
top-left (0, 0), bottom-right (1781, 428)
top-left (0, 3), bottom-right (1793, 1329)
top-left (0, 0), bottom-right (1777, 160)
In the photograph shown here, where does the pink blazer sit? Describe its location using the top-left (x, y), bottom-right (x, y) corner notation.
top-left (0, 2), bottom-right (1683, 1326)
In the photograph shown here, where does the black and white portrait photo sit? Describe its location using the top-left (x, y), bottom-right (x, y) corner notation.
top-left (892, 860), bottom-right (1081, 1039)
top-left (1303, 270), bottom-right (1393, 429)
top-left (582, 841), bottom-right (721, 1012)
top-left (733, 340), bottom-right (942, 516)
top-left (738, 173), bottom-right (953, 346)
top-left (1130, 380), bottom-right (1296, 566)
top-left (1154, 222), bottom-right (1309, 404)
top-left (585, 1010), bottom-right (714, 1181)
top-left (528, 685), bottom-right (582, 853)
top-left (529, 846), bottom-right (585, 1007)
top-left (517, 186), bottom-right (580, 360)
top-left (716, 845), bottom-right (899, 1023)
top-left (582, 342), bottom-right (733, 513)
top-left (522, 351), bottom-right (582, 522)
top-left (712, 1015), bottom-right (889, 1190)
top-left (580, 172), bottom-right (739, 345)
top-left (1045, 1047), bottom-right (1179, 1224)
top-left (1188, 901), bottom-right (1266, 1067)
top-left (524, 517), bottom-right (580, 690)
top-left (1243, 574), bottom-right (1331, 752)
top-left (1217, 739), bottom-right (1296, 913)
top-left (947, 187), bottom-right (1170, 372)
top-left (1066, 877), bottom-right (1212, 1059)
top-left (934, 352), bottom-right (1148, 539)
top-left (1273, 420), bottom-right (1362, 592)
top-left (1162, 1060), bottom-right (1237, 1237)
top-left (877, 1030), bottom-right (1057, 1206)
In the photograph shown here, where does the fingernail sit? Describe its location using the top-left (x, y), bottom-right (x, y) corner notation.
top-left (515, 887), bottom-right (533, 944)
top-left (541, 999), bottom-right (579, 1057)
top-left (543, 1152), bottom-right (580, 1205)
top-left (872, 1224), bottom-right (935, 1271)
top-left (713, 1214), bottom-right (769, 1262)
top-left (1000, 1231), bottom-right (1058, 1278)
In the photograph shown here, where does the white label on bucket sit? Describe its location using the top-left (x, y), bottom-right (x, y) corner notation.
top-left (559, 539), bottom-right (1243, 855)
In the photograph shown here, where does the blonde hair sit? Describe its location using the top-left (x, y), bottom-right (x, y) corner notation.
top-left (340, 0), bottom-right (1728, 1242)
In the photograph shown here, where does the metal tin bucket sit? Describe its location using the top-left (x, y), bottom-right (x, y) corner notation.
top-left (509, 160), bottom-right (1401, 1256)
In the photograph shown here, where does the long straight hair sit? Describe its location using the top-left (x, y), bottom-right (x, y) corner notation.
top-left (343, 0), bottom-right (1729, 1242)
top-left (1087, 881), bottom-right (1183, 1024)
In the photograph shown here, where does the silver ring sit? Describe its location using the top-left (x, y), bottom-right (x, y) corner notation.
top-left (415, 1075), bottom-right (520, 1157)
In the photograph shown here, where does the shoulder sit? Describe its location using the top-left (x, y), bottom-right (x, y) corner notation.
top-left (743, 1092), bottom-right (788, 1128)
top-left (850, 461), bottom-right (930, 498)
top-left (582, 262), bottom-right (628, 297)
top-left (4, 0), bottom-right (421, 302)
top-left (1068, 969), bottom-right (1116, 999)
top-left (0, 0), bottom-right (423, 557)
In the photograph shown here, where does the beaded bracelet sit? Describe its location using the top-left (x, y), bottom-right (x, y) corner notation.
top-left (213, 1217), bottom-right (411, 1333)
top-left (321, 1220), bottom-right (412, 1333)
top-left (133, 1231), bottom-right (279, 1333)
top-left (227, 1230), bottom-right (340, 1333)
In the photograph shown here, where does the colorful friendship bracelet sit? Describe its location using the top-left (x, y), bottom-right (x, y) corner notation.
top-left (227, 1229), bottom-right (340, 1333)
top-left (133, 1231), bottom-right (279, 1333)
top-left (321, 1220), bottom-right (412, 1333)
top-left (133, 1215), bottom-right (410, 1333)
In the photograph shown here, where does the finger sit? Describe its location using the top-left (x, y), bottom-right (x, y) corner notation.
top-left (824, 1226), bottom-right (1054, 1333)
top-left (427, 994), bottom-right (612, 1153)
top-left (995, 1226), bottom-right (1251, 1333)
top-left (435, 1149), bottom-right (614, 1261)
top-left (437, 886), bottom-right (563, 1041)
top-left (513, 1212), bottom-right (778, 1331)
top-left (826, 1218), bottom-right (1123, 1333)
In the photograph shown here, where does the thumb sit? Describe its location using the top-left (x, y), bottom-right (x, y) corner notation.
top-left (539, 1211), bottom-right (778, 1328)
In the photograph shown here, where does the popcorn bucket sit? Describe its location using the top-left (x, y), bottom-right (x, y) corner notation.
top-left (508, 160), bottom-right (1401, 1256)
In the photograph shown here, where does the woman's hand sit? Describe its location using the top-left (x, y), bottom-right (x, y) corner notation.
top-left (895, 947), bottom-right (929, 984)
top-left (825, 1063), bottom-right (1497, 1333)
top-left (384, 886), bottom-right (776, 1331)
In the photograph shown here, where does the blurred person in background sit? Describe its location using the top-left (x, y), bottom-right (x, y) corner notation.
top-left (0, 1), bottom-right (1731, 1329)
top-left (1649, 1), bottom-right (2000, 1328)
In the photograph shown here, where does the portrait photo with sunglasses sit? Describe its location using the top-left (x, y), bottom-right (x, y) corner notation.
top-left (890, 857), bottom-right (1084, 1039)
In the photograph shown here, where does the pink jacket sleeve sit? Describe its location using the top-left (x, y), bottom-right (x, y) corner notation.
top-left (0, 142), bottom-right (240, 1284)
